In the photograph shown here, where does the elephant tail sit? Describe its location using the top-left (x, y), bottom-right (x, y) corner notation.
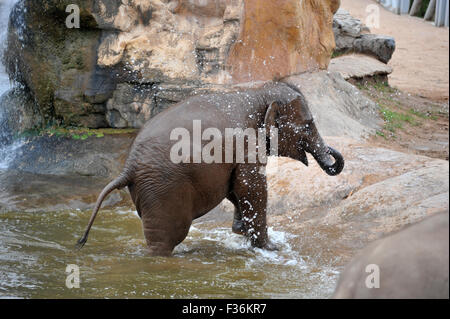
top-left (75, 173), bottom-right (130, 250)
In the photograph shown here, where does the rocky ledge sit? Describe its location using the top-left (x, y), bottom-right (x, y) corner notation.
top-left (328, 54), bottom-right (393, 82)
top-left (333, 9), bottom-right (396, 63)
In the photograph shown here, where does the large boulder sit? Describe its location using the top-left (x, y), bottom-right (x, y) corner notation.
top-left (283, 71), bottom-right (382, 140)
top-left (333, 9), bottom-right (395, 63)
top-left (4, 0), bottom-right (341, 128)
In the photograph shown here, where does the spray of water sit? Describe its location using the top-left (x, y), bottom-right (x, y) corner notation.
top-left (0, 0), bottom-right (22, 170)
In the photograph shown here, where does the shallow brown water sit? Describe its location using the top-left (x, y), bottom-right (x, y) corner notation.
top-left (0, 208), bottom-right (340, 299)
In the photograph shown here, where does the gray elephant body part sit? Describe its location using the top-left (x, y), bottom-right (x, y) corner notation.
top-left (333, 212), bottom-right (449, 299)
top-left (77, 82), bottom-right (344, 256)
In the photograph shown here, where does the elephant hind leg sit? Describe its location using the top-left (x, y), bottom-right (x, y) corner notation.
top-left (128, 183), bottom-right (142, 218)
top-left (138, 188), bottom-right (194, 257)
top-left (142, 227), bottom-right (183, 257)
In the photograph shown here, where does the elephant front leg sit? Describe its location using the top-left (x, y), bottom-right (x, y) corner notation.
top-left (231, 164), bottom-right (276, 250)
top-left (227, 192), bottom-right (246, 235)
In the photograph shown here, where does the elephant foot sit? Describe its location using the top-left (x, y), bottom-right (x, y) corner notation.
top-left (147, 242), bottom-right (174, 257)
top-left (263, 240), bottom-right (280, 252)
top-left (251, 238), bottom-right (280, 251)
top-left (232, 219), bottom-right (247, 235)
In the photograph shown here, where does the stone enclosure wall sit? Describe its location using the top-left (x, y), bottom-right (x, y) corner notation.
top-left (4, 0), bottom-right (341, 129)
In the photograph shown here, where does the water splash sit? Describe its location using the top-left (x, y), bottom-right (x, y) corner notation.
top-left (0, 0), bottom-right (22, 170)
top-left (0, 139), bottom-right (22, 170)
top-left (176, 224), bottom-right (303, 267)
top-left (1, 1), bottom-right (14, 93)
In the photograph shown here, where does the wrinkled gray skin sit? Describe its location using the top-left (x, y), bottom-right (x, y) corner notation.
top-left (77, 82), bottom-right (345, 256)
top-left (333, 212), bottom-right (449, 299)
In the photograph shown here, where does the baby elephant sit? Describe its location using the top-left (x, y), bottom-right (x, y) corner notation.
top-left (77, 82), bottom-right (344, 256)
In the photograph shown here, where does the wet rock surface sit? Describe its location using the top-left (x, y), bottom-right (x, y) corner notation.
top-left (1, 132), bottom-right (135, 213)
top-left (9, 133), bottom-right (134, 178)
top-left (0, 87), bottom-right (42, 145)
top-left (5, 0), bottom-right (108, 127)
top-left (0, 169), bottom-right (131, 213)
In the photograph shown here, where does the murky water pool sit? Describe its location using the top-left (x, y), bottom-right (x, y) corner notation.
top-left (0, 208), bottom-right (339, 299)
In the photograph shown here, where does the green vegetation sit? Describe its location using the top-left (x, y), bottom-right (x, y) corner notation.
top-left (372, 80), bottom-right (396, 94)
top-left (380, 107), bottom-right (418, 133)
top-left (355, 78), bottom-right (444, 139)
top-left (376, 130), bottom-right (387, 138)
top-left (331, 50), bottom-right (348, 59)
top-left (408, 108), bottom-right (438, 120)
top-left (356, 79), bottom-right (396, 94)
top-left (18, 126), bottom-right (138, 140)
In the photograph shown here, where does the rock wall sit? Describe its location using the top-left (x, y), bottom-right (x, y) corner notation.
top-left (5, 0), bottom-right (108, 127)
top-left (4, 0), bottom-right (340, 129)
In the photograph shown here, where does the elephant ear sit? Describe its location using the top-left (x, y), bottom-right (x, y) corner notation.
top-left (264, 101), bottom-right (280, 137)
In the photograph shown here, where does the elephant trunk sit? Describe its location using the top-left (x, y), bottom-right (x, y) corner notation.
top-left (313, 146), bottom-right (345, 176)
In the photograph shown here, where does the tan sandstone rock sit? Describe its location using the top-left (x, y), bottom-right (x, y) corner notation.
top-left (266, 137), bottom-right (449, 260)
top-left (97, 0), bottom-right (340, 84)
top-left (228, 0), bottom-right (340, 83)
